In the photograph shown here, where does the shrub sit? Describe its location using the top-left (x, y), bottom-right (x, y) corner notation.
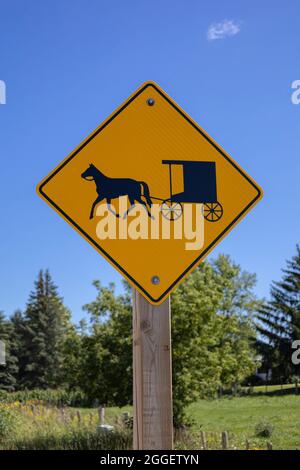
top-left (289, 375), bottom-right (300, 386)
top-left (121, 412), bottom-right (133, 430)
top-left (255, 420), bottom-right (274, 438)
top-left (0, 389), bottom-right (89, 407)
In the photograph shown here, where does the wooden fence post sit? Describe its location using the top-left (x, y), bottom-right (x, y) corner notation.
top-left (98, 407), bottom-right (105, 425)
top-left (133, 289), bottom-right (173, 450)
top-left (221, 431), bottom-right (229, 450)
top-left (200, 431), bottom-right (207, 450)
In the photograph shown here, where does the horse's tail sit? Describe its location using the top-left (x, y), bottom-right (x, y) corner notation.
top-left (140, 181), bottom-right (152, 207)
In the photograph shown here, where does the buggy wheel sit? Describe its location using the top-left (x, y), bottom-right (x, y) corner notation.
top-left (161, 200), bottom-right (183, 221)
top-left (203, 202), bottom-right (223, 222)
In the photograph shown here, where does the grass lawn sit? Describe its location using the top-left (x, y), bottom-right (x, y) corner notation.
top-left (187, 394), bottom-right (300, 450)
top-left (76, 392), bottom-right (300, 450)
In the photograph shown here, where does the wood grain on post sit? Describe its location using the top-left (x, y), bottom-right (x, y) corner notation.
top-left (133, 289), bottom-right (173, 450)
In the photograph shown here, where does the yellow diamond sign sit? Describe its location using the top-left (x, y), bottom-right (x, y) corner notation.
top-left (37, 81), bottom-right (263, 304)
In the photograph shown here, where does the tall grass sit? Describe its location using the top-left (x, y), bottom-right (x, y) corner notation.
top-left (0, 400), bottom-right (132, 450)
top-left (6, 429), bottom-right (132, 450)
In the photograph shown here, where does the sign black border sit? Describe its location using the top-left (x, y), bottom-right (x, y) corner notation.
top-left (38, 83), bottom-right (262, 303)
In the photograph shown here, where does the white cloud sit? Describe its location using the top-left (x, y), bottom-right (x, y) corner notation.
top-left (207, 19), bottom-right (241, 41)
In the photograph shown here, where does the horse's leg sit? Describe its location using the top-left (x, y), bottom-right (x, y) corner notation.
top-left (135, 197), bottom-right (154, 219)
top-left (123, 196), bottom-right (135, 219)
top-left (136, 183), bottom-right (153, 219)
top-left (90, 195), bottom-right (104, 219)
top-left (107, 198), bottom-right (120, 218)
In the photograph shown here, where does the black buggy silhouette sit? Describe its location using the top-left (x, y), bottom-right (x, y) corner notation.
top-left (81, 159), bottom-right (223, 222)
top-left (153, 160), bottom-right (223, 222)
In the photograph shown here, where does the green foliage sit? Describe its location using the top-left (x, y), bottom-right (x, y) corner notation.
top-left (121, 412), bottom-right (133, 430)
top-left (171, 255), bottom-right (260, 425)
top-left (60, 324), bottom-right (84, 390)
top-left (19, 270), bottom-right (72, 389)
top-left (0, 406), bottom-right (16, 438)
top-left (0, 312), bottom-right (18, 391)
top-left (81, 255), bottom-right (260, 426)
top-left (0, 389), bottom-right (88, 407)
top-left (79, 281), bottom-right (132, 405)
top-left (257, 245), bottom-right (300, 381)
top-left (255, 420), bottom-right (275, 438)
top-left (10, 428), bottom-right (132, 450)
top-left (289, 375), bottom-right (300, 386)
top-left (0, 256), bottom-right (262, 428)
top-left (9, 310), bottom-right (27, 388)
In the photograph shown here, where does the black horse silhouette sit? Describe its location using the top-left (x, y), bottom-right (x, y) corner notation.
top-left (81, 164), bottom-right (153, 219)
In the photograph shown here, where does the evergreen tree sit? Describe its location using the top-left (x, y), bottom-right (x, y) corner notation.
top-left (10, 310), bottom-right (27, 388)
top-left (0, 311), bottom-right (18, 391)
top-left (21, 270), bottom-right (71, 389)
top-left (257, 245), bottom-right (300, 380)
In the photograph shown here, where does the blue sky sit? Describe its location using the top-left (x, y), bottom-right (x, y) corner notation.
top-left (0, 0), bottom-right (299, 323)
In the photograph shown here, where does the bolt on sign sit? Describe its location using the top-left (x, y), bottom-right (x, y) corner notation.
top-left (37, 81), bottom-right (263, 304)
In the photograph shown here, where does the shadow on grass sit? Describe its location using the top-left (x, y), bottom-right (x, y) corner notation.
top-left (242, 387), bottom-right (299, 398)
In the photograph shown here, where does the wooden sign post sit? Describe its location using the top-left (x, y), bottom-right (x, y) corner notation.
top-left (133, 290), bottom-right (173, 450)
